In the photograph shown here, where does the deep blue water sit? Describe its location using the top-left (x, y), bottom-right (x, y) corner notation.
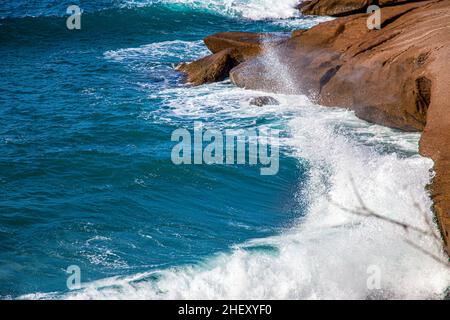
top-left (0, 1), bottom-right (314, 297)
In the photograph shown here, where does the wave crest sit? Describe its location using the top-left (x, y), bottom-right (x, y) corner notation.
top-left (1, 0), bottom-right (303, 20)
top-left (150, 0), bottom-right (302, 20)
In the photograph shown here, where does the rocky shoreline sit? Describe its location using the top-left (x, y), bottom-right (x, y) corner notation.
top-left (177, 0), bottom-right (450, 255)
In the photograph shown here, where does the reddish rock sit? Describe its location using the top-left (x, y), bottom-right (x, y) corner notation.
top-left (231, 1), bottom-right (439, 130)
top-left (419, 41), bottom-right (450, 254)
top-left (378, 0), bottom-right (417, 5)
top-left (176, 48), bottom-right (242, 86)
top-left (300, 0), bottom-right (372, 16)
top-left (299, 0), bottom-right (427, 16)
top-left (204, 32), bottom-right (290, 60)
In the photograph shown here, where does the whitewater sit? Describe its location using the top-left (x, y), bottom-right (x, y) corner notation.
top-left (2, 0), bottom-right (448, 300)
top-left (21, 87), bottom-right (449, 299)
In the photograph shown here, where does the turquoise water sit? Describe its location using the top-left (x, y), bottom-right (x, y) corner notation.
top-left (1, 1), bottom-right (448, 299)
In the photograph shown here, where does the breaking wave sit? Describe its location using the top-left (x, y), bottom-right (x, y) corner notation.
top-left (1, 0), bottom-right (303, 20)
top-left (19, 92), bottom-right (449, 300)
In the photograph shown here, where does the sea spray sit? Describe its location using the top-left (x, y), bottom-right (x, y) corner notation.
top-left (255, 33), bottom-right (298, 94)
top-left (21, 94), bottom-right (448, 300)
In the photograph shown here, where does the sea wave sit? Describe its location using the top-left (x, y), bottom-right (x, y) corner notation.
top-left (19, 91), bottom-right (449, 300)
top-left (145, 0), bottom-right (302, 20)
top-left (1, 0), bottom-right (303, 20)
top-left (104, 40), bottom-right (209, 63)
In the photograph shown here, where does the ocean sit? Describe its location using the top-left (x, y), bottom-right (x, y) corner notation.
top-left (0, 0), bottom-right (448, 299)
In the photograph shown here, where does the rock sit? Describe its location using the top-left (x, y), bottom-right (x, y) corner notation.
top-left (204, 32), bottom-right (291, 60)
top-left (231, 0), bottom-right (438, 130)
top-left (177, 32), bottom-right (290, 86)
top-left (378, 0), bottom-right (417, 5)
top-left (299, 0), bottom-right (427, 17)
top-left (249, 96), bottom-right (280, 107)
top-left (231, 0), bottom-right (450, 253)
top-left (176, 48), bottom-right (242, 86)
top-left (300, 0), bottom-right (372, 16)
top-left (292, 29), bottom-right (308, 38)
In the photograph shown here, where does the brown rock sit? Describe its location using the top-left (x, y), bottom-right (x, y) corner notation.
top-left (419, 41), bottom-right (450, 254)
top-left (300, 0), bottom-right (372, 16)
top-left (231, 1), bottom-right (438, 130)
top-left (204, 32), bottom-right (290, 60)
top-left (292, 29), bottom-right (308, 37)
top-left (176, 48), bottom-right (242, 86)
top-left (378, 0), bottom-right (417, 5)
top-left (299, 0), bottom-right (427, 16)
top-left (177, 32), bottom-right (291, 86)
top-left (231, 0), bottom-right (450, 253)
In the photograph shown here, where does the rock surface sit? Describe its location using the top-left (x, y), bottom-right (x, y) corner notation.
top-left (176, 48), bottom-right (242, 85)
top-left (249, 96), bottom-right (280, 107)
top-left (204, 32), bottom-right (290, 60)
top-left (231, 0), bottom-right (450, 253)
top-left (299, 0), bottom-right (372, 16)
top-left (299, 0), bottom-right (426, 16)
top-left (232, 1), bottom-right (438, 130)
top-left (177, 32), bottom-right (291, 86)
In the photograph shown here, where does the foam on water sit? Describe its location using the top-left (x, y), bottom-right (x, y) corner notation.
top-left (104, 40), bottom-right (209, 63)
top-left (20, 89), bottom-right (449, 300)
top-left (124, 0), bottom-right (303, 20)
top-left (9, 9), bottom-right (448, 299)
top-left (1, 0), bottom-right (305, 21)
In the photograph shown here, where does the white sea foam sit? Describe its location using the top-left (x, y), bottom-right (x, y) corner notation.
top-left (20, 88), bottom-right (449, 300)
top-left (122, 0), bottom-right (303, 20)
top-left (104, 40), bottom-right (209, 62)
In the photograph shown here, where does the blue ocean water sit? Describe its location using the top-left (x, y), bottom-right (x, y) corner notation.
top-left (1, 1), bottom-right (448, 299)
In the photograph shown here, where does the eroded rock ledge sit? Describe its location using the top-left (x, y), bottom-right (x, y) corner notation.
top-left (298, 0), bottom-right (427, 17)
top-left (176, 32), bottom-right (291, 85)
top-left (176, 0), bottom-right (450, 254)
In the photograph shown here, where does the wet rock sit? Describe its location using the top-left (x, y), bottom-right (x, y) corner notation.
top-left (249, 96), bottom-right (280, 107)
top-left (176, 48), bottom-right (242, 86)
top-left (177, 32), bottom-right (290, 86)
top-left (299, 0), bottom-right (427, 17)
top-left (231, 1), bottom-right (439, 131)
top-left (204, 32), bottom-right (290, 60)
top-left (299, 0), bottom-right (372, 16)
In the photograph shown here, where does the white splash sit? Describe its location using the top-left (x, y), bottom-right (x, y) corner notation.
top-left (20, 90), bottom-right (449, 300)
top-left (122, 0), bottom-right (302, 20)
top-left (104, 40), bottom-right (209, 62)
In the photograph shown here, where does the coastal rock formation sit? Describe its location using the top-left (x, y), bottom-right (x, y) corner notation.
top-left (204, 32), bottom-right (290, 60)
top-left (176, 48), bottom-right (242, 85)
top-left (177, 32), bottom-right (290, 86)
top-left (249, 96), bottom-right (280, 107)
top-left (298, 0), bottom-right (426, 16)
top-left (232, 0), bottom-right (450, 253)
top-left (232, 0), bottom-right (438, 130)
